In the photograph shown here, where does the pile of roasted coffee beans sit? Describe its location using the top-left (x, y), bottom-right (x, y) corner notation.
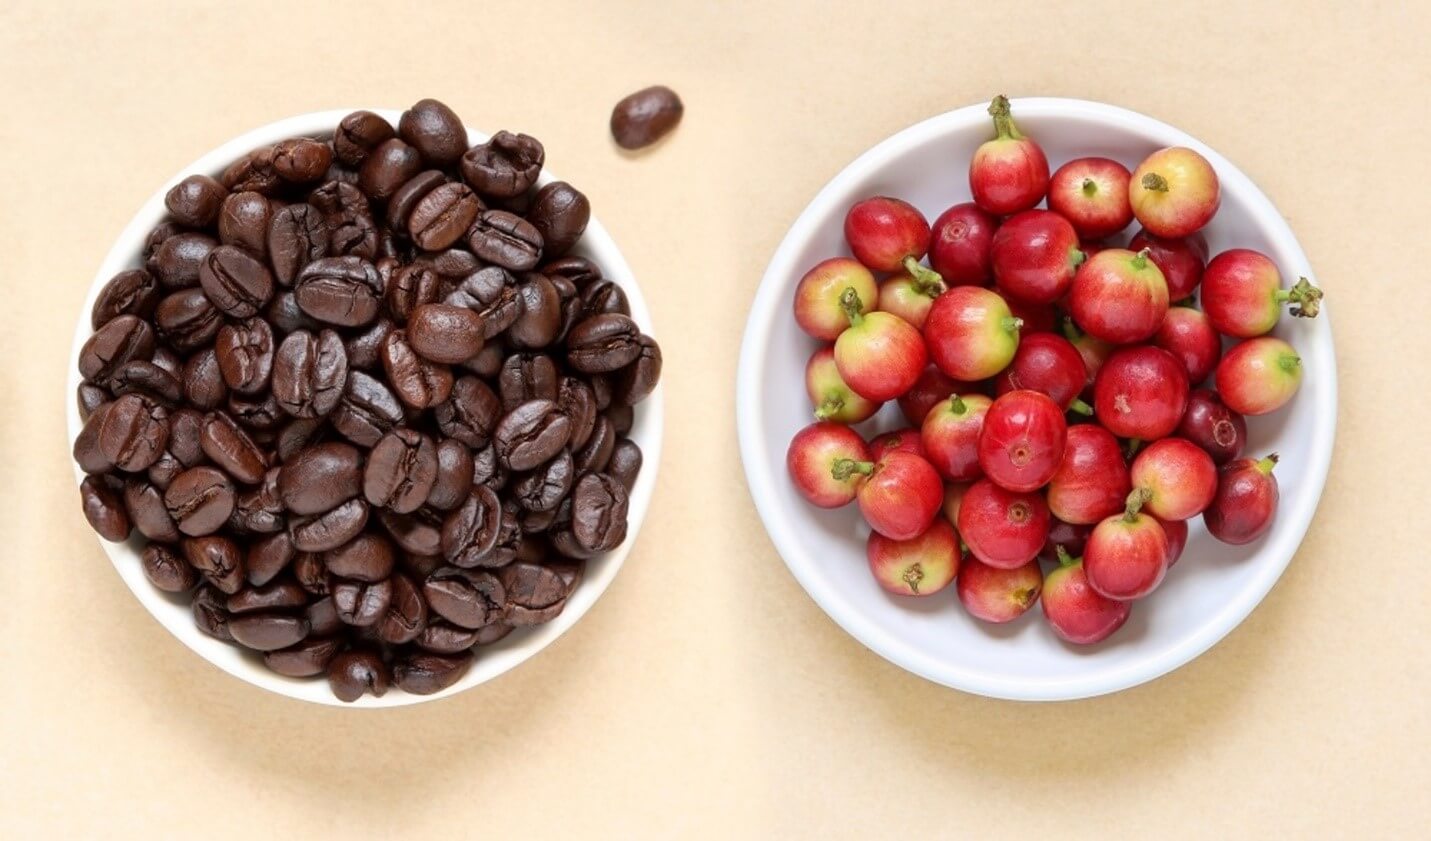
top-left (73, 98), bottom-right (662, 702)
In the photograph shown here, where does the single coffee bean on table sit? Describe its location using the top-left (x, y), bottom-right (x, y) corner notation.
top-left (71, 98), bottom-right (663, 701)
top-left (610, 85), bottom-right (684, 150)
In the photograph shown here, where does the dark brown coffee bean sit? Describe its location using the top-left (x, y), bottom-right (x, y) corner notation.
top-left (227, 391), bottom-right (284, 433)
top-left (213, 318), bottom-right (274, 395)
top-left (155, 288), bottom-right (222, 352)
top-left (364, 429), bottom-right (438, 513)
top-left (571, 473), bottom-right (629, 553)
top-left (488, 501), bottom-right (524, 567)
top-left (476, 622), bottom-right (516, 646)
top-left (264, 290), bottom-right (321, 335)
top-left (275, 417), bottom-right (325, 464)
top-left (227, 579), bottom-right (308, 613)
top-left (165, 174), bottom-right (228, 227)
top-left (520, 505), bottom-right (558, 534)
top-left (217, 191), bottom-right (273, 256)
top-left (289, 498), bottom-right (369, 552)
top-left (221, 145), bottom-right (281, 195)
top-left (556, 377), bottom-right (598, 451)
top-left (493, 399), bottom-right (571, 471)
top-left (231, 473), bottom-right (286, 534)
top-left (278, 442), bottom-right (363, 515)
top-left (385, 170), bottom-right (446, 233)
top-left (380, 330), bottom-right (453, 409)
top-left (199, 411), bottom-right (267, 484)
top-left (566, 313), bottom-right (642, 373)
top-left (445, 267), bottom-right (520, 339)
top-left (247, 531), bottom-right (295, 586)
top-left (74, 402), bottom-right (114, 474)
top-left (359, 138), bottom-right (422, 201)
top-left (409, 182), bottom-right (481, 251)
top-left (610, 85), bottom-right (684, 150)
top-left (549, 275), bottom-right (582, 342)
top-left (470, 443), bottom-right (503, 488)
top-left (109, 360), bottom-right (182, 406)
top-left (79, 314), bottom-right (155, 382)
top-left (378, 508), bottom-right (444, 556)
top-left (77, 382), bottom-right (108, 421)
top-left (294, 256), bottom-right (383, 327)
top-left (426, 439), bottom-right (474, 512)
top-left (441, 485), bottom-right (503, 567)
top-left (415, 621), bottom-right (481, 653)
top-left (461, 343), bottom-right (505, 378)
top-left (92, 269), bottom-right (160, 329)
top-left (168, 408), bottom-right (207, 468)
top-left (423, 567), bottom-right (505, 629)
top-left (428, 247), bottom-right (482, 278)
top-left (384, 264), bottom-right (444, 324)
top-left (327, 648), bottom-right (389, 702)
top-left (98, 394), bottom-right (169, 472)
top-left (146, 454), bottom-right (181, 492)
top-left (294, 552), bottom-right (330, 595)
top-left (461, 130), bottom-right (544, 199)
top-left (324, 533), bottom-right (396, 582)
top-left (614, 334), bottom-right (662, 405)
top-left (304, 596), bottom-right (342, 635)
top-left (229, 613), bottom-right (309, 651)
top-left (407, 304), bottom-right (485, 364)
top-left (500, 561), bottom-right (567, 626)
top-left (192, 586), bottom-right (233, 641)
top-left (150, 232), bottom-right (217, 289)
top-left (434, 376), bottom-right (501, 448)
top-left (377, 572), bottom-right (428, 644)
top-left (272, 329), bottom-right (348, 418)
top-left (183, 535), bottom-right (245, 594)
top-left (398, 98), bottom-right (467, 166)
top-left (331, 371), bottom-right (404, 447)
top-left (264, 636), bottom-right (342, 677)
top-left (507, 274), bottom-right (561, 349)
top-left (334, 111), bottom-right (395, 167)
top-left (573, 414), bottom-right (616, 475)
top-left (541, 255), bottom-right (602, 288)
top-left (499, 354), bottom-right (559, 413)
top-left (124, 480), bottom-right (181, 543)
top-left (268, 204), bottom-right (330, 285)
top-left (308, 180), bottom-right (378, 258)
top-left (394, 650), bottom-right (472, 695)
top-left (143, 221), bottom-right (183, 263)
top-left (579, 279), bottom-right (631, 319)
top-left (273, 137), bottom-right (333, 183)
top-left (178, 349), bottom-right (225, 410)
top-left (80, 475), bottom-right (130, 541)
top-left (526, 181), bottom-right (589, 258)
top-left (467, 210), bottom-right (543, 271)
top-left (608, 439), bottom-right (644, 490)
top-left (199, 245), bottom-right (274, 319)
top-left (141, 543), bottom-right (198, 592)
top-left (332, 576), bottom-right (392, 627)
top-left (344, 318), bottom-right (393, 372)
top-left (401, 552), bottom-right (444, 580)
top-left (606, 404), bottom-right (635, 436)
top-left (513, 450), bottom-right (574, 513)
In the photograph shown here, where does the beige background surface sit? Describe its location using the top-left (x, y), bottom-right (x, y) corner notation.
top-left (2, 1), bottom-right (1428, 838)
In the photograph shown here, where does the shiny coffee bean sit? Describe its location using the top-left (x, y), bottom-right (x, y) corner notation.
top-left (124, 480), bottom-right (181, 543)
top-left (272, 329), bottom-right (348, 418)
top-left (377, 573), bottom-right (428, 645)
top-left (199, 411), bottom-right (267, 484)
top-left (165, 174), bottom-right (228, 227)
top-left (359, 138), bottom-right (423, 201)
top-left (332, 576), bottom-right (393, 627)
top-left (488, 501), bottom-right (524, 567)
top-left (493, 399), bottom-right (571, 471)
top-left (461, 130), bottom-right (544, 198)
top-left (415, 620), bottom-right (481, 653)
top-left (324, 533), bottom-right (396, 582)
top-left (573, 414), bottom-right (616, 475)
top-left (571, 473), bottom-right (629, 553)
top-left (526, 181), bottom-right (589, 258)
top-left (542, 255), bottom-right (602, 288)
top-left (461, 343), bottom-right (505, 378)
top-left (304, 596), bottom-right (342, 635)
top-left (557, 376), bottom-right (598, 451)
top-left (278, 442), bottom-right (363, 515)
top-left (214, 318), bottom-right (274, 395)
top-left (227, 580), bottom-right (308, 613)
top-left (378, 508), bottom-right (444, 556)
top-left (508, 274), bottom-right (561, 349)
top-left (183, 535), bottom-right (246, 594)
top-left (268, 203), bottom-right (329, 286)
top-left (247, 531), bottom-right (296, 586)
top-left (513, 450), bottom-right (574, 513)
top-left (199, 245), bottom-right (274, 319)
top-left (180, 349), bottom-right (226, 410)
top-left (77, 382), bottom-right (108, 421)
top-left (98, 394), bottom-right (168, 472)
top-left (217, 191), bottom-right (273, 256)
top-left (227, 391), bottom-right (284, 433)
top-left (606, 404), bottom-right (635, 436)
top-left (423, 567), bottom-right (505, 629)
top-left (446, 267), bottom-right (520, 339)
top-left (295, 256), bottom-right (383, 327)
top-left (327, 648), bottom-right (389, 702)
top-left (294, 552), bottom-right (331, 595)
top-left (308, 180), bottom-right (378, 258)
top-left (393, 651), bottom-right (472, 694)
top-left (289, 498), bottom-right (369, 552)
top-left (409, 182), bottom-right (481, 250)
top-left (192, 586), bottom-right (234, 641)
top-left (440, 485), bottom-right (503, 567)
top-left (549, 275), bottom-right (582, 342)
top-left (429, 247), bottom-right (482, 278)
top-left (466, 210), bottom-right (543, 271)
top-left (264, 636), bottom-right (342, 677)
top-left (399, 98), bottom-right (467, 167)
top-left (401, 551), bottom-right (444, 580)
top-left (499, 354), bottom-right (559, 413)
top-left (221, 145), bottom-right (281, 195)
top-left (380, 330), bottom-right (453, 409)
top-left (229, 613), bottom-right (309, 651)
top-left (608, 439), bottom-right (643, 490)
top-left (275, 417), bottom-right (325, 463)
top-left (150, 232), bottom-right (217, 288)
top-left (273, 137), bottom-right (333, 183)
top-left (566, 314), bottom-right (642, 373)
top-left (265, 290), bottom-right (320, 335)
top-left (331, 370), bottom-right (404, 446)
top-left (92, 269), bottom-right (160, 329)
top-left (168, 408), bottom-right (207, 468)
top-left (344, 317), bottom-right (393, 371)
top-left (501, 562), bottom-right (568, 626)
top-left (579, 279), bottom-right (631, 319)
top-left (610, 85), bottom-right (684, 149)
top-left (156, 288), bottom-right (222, 353)
top-left (80, 475), bottom-right (130, 541)
top-left (407, 304), bottom-right (485, 364)
top-left (470, 443), bottom-right (503, 488)
top-left (615, 334), bottom-right (662, 405)
top-left (109, 360), bottom-right (182, 406)
top-left (79, 314), bottom-right (155, 382)
top-left (143, 221), bottom-right (183, 263)
top-left (141, 543), bottom-right (198, 592)
top-left (364, 429), bottom-right (438, 513)
top-left (384, 265), bottom-right (444, 325)
top-left (334, 110), bottom-right (395, 167)
top-left (386, 170), bottom-right (447, 232)
top-left (426, 438), bottom-right (474, 511)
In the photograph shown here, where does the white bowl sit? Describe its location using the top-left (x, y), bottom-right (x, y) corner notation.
top-left (737, 97), bottom-right (1335, 701)
top-left (66, 109), bottom-right (663, 707)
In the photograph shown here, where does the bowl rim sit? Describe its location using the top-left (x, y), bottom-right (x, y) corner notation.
top-left (735, 96), bottom-right (1336, 701)
top-left (66, 108), bottom-right (664, 707)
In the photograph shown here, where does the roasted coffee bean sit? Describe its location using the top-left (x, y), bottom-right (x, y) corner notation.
top-left (606, 404), bottom-right (635, 436)
top-left (334, 110), bottom-right (395, 167)
top-left (272, 329), bottom-right (347, 418)
top-left (470, 443), bottom-right (502, 488)
top-left (331, 371), bottom-right (404, 446)
top-left (526, 181), bottom-right (589, 258)
top-left (557, 376), bottom-right (598, 451)
top-left (165, 174), bottom-right (228, 227)
top-left (79, 314), bottom-right (154, 382)
top-left (407, 304), bottom-right (484, 364)
top-left (579, 279), bottom-right (631, 319)
top-left (445, 267), bottom-right (520, 339)
top-left (265, 290), bottom-right (320, 335)
top-left (124, 480), bottom-right (181, 542)
top-left (167, 408), bottom-right (207, 467)
top-left (143, 221), bottom-right (184, 263)
top-left (501, 561), bottom-right (567, 626)
top-left (327, 648), bottom-right (389, 702)
top-left (364, 429), bottom-right (438, 513)
top-left (289, 498), bottom-right (369, 552)
top-left (110, 360), bottom-right (182, 406)
top-left (461, 130), bottom-right (544, 198)
top-left (513, 450), bottom-right (574, 513)
top-left (80, 475), bottom-right (130, 541)
top-left (214, 318), bottom-right (275, 395)
top-left (77, 381), bottom-right (108, 420)
top-left (199, 411), bottom-right (267, 484)
top-left (273, 137), bottom-right (333, 183)
top-left (549, 558), bottom-right (585, 595)
top-left (231, 480), bottom-right (285, 534)
top-left (178, 349), bottom-right (226, 410)
top-left (426, 438), bottom-right (474, 511)
top-left (183, 535), bottom-right (245, 594)
top-left (343, 318), bottom-right (393, 371)
top-left (610, 85), bottom-right (684, 149)
top-left (549, 275), bottom-right (582, 342)
top-left (227, 579), bottom-right (308, 613)
top-left (427, 248), bottom-right (480, 279)
top-left (359, 138), bottom-right (422, 201)
top-left (378, 508), bottom-right (444, 556)
top-left (499, 354), bottom-right (559, 413)
top-left (381, 330), bottom-right (453, 409)
top-left (384, 264), bottom-right (444, 324)
top-left (304, 596), bottom-right (342, 635)
top-left (278, 442), bottom-right (363, 515)
top-left (440, 485), bottom-right (503, 567)
top-left (146, 453), bottom-right (181, 491)
top-left (264, 636), bottom-right (342, 677)
top-left (192, 586), bottom-right (234, 641)
top-left (399, 98), bottom-right (467, 167)
top-left (268, 203), bottom-right (329, 285)
top-left (461, 343), bottom-right (505, 378)
top-left (227, 391), bottom-right (284, 433)
top-left (434, 376), bottom-right (501, 448)
top-left (393, 650), bottom-right (472, 694)
top-left (488, 501), bottom-right (523, 567)
top-left (401, 552), bottom-right (444, 580)
top-left (415, 620), bottom-right (481, 653)
top-left (520, 506), bottom-right (557, 534)
top-left (229, 613), bottom-right (309, 651)
top-left (573, 414), bottom-right (616, 475)
top-left (275, 417), bottom-right (325, 463)
top-left (155, 288), bottom-right (221, 352)
top-left (151, 346), bottom-right (183, 376)
top-left (476, 622), bottom-right (517, 646)
top-left (332, 576), bottom-right (392, 627)
top-left (221, 145), bottom-right (281, 195)
top-left (571, 473), bottom-right (629, 553)
top-left (294, 552), bottom-right (330, 595)
top-left (466, 210), bottom-right (543, 271)
top-left (217, 191), bottom-right (273, 256)
top-left (247, 531), bottom-right (296, 586)
top-left (608, 439), bottom-right (644, 490)
top-left (614, 334), bottom-right (662, 405)
top-left (92, 269), bottom-right (160, 329)
top-left (493, 400), bottom-right (571, 471)
top-left (98, 394), bottom-right (168, 472)
top-left (409, 182), bottom-right (481, 250)
top-left (324, 533), bottom-right (397, 582)
top-left (377, 573), bottom-right (428, 644)
top-left (199, 245), bottom-right (274, 319)
top-left (423, 567), bottom-right (504, 629)
top-left (150, 232), bottom-right (217, 289)
top-left (141, 543), bottom-right (198, 592)
top-left (385, 170), bottom-right (447, 232)
top-left (295, 256), bottom-right (383, 327)
top-left (542, 255), bottom-right (602, 288)
top-left (308, 180), bottom-right (378, 258)
top-left (566, 314), bottom-right (642, 373)
top-left (507, 274), bottom-right (561, 349)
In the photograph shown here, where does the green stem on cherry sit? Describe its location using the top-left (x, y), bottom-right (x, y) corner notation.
top-left (1081, 178), bottom-right (1099, 197)
top-left (1123, 487), bottom-right (1153, 521)
top-left (1125, 438), bottom-right (1144, 459)
top-left (1001, 316), bottom-right (1025, 336)
top-left (988, 95), bottom-right (1023, 140)
top-left (831, 458), bottom-right (875, 482)
top-left (1141, 172), bottom-right (1169, 192)
top-left (902, 256), bottom-right (946, 296)
top-left (948, 394), bottom-right (967, 415)
top-left (1055, 545), bottom-right (1081, 568)
top-left (1256, 453), bottom-right (1280, 475)
top-left (1068, 398), bottom-right (1094, 416)
top-left (839, 287), bottom-right (866, 327)
top-left (814, 397), bottom-right (844, 421)
top-left (1277, 277), bottom-right (1324, 318)
top-left (1070, 247), bottom-right (1087, 270)
top-left (902, 563), bottom-right (926, 594)
top-left (1278, 353), bottom-right (1302, 374)
top-left (1130, 247), bottom-right (1152, 271)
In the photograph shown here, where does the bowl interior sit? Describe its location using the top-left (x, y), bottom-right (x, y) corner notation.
top-left (66, 109), bottom-right (663, 707)
top-left (738, 98), bottom-right (1334, 701)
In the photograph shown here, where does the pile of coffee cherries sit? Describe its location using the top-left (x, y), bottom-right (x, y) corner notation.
top-left (786, 96), bottom-right (1321, 644)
